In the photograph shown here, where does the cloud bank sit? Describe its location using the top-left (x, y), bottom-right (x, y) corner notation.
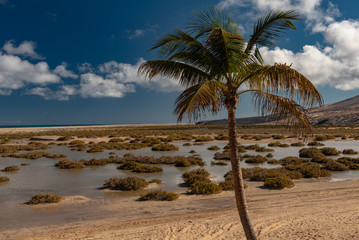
top-left (0, 41), bottom-right (182, 100)
top-left (217, 0), bottom-right (359, 90)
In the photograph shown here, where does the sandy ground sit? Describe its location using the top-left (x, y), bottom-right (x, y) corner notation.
top-left (1, 179), bottom-right (359, 240)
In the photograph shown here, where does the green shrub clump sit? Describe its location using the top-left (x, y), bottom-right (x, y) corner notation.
top-left (321, 147), bottom-right (340, 156)
top-left (0, 176), bottom-right (10, 183)
top-left (182, 169), bottom-right (210, 187)
top-left (1, 165), bottom-right (19, 172)
top-left (244, 155), bottom-right (267, 164)
top-left (26, 193), bottom-right (62, 205)
top-left (264, 177), bottom-right (294, 189)
top-left (117, 161), bottom-right (163, 173)
top-left (299, 148), bottom-right (322, 158)
top-left (290, 142), bottom-right (305, 147)
top-left (342, 149), bottom-right (358, 155)
top-left (194, 136), bottom-right (214, 142)
top-left (103, 176), bottom-right (148, 191)
top-left (207, 146), bottom-right (220, 151)
top-left (55, 160), bottom-right (84, 169)
top-left (324, 160), bottom-right (349, 171)
top-left (268, 142), bottom-right (289, 147)
top-left (139, 190), bottom-right (179, 201)
top-left (211, 161), bottom-right (228, 166)
top-left (307, 141), bottom-right (325, 146)
top-left (189, 181), bottom-right (222, 195)
top-left (148, 179), bottom-right (162, 184)
top-left (151, 144), bottom-right (179, 151)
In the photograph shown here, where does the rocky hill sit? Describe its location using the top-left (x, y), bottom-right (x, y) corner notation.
top-left (197, 95), bottom-right (359, 125)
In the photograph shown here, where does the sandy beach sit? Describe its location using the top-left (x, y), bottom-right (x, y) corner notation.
top-left (0, 125), bottom-right (358, 239)
top-left (0, 178), bottom-right (358, 240)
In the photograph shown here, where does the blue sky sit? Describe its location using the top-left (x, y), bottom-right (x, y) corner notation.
top-left (0, 0), bottom-right (358, 125)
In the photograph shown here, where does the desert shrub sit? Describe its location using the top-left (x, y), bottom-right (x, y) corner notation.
top-left (280, 156), bottom-right (309, 166)
top-left (151, 144), bottom-right (179, 151)
top-left (337, 157), bottom-right (359, 170)
top-left (69, 140), bottom-right (85, 145)
top-left (311, 154), bottom-right (331, 164)
top-left (118, 161), bottom-right (163, 173)
top-left (207, 146), bottom-right (220, 151)
top-left (140, 137), bottom-right (161, 145)
top-left (324, 160), bottom-right (349, 171)
top-left (87, 146), bottom-right (105, 153)
top-left (315, 135), bottom-right (335, 141)
top-left (81, 158), bottom-right (109, 166)
top-left (0, 176), bottom-right (10, 183)
top-left (268, 142), bottom-right (289, 147)
top-left (307, 141), bottom-right (325, 146)
top-left (189, 150), bottom-right (196, 154)
top-left (148, 179), bottom-right (162, 184)
top-left (189, 181), bottom-right (222, 195)
top-left (272, 135), bottom-right (286, 139)
top-left (213, 151), bottom-right (230, 160)
top-left (3, 151), bottom-right (66, 160)
top-left (244, 144), bottom-right (261, 150)
top-left (215, 135), bottom-right (228, 140)
top-left (342, 149), bottom-right (358, 155)
top-left (291, 142), bottom-right (305, 147)
top-left (245, 155), bottom-right (267, 164)
top-left (55, 160), bottom-right (84, 169)
top-left (103, 176), bottom-right (148, 191)
top-left (182, 169), bottom-right (210, 187)
top-left (299, 163), bottom-right (331, 178)
top-left (21, 163), bottom-right (29, 166)
top-left (211, 161), bottom-right (228, 166)
top-left (183, 143), bottom-right (192, 146)
top-left (0, 145), bottom-right (19, 153)
top-left (56, 136), bottom-right (73, 141)
top-left (218, 180), bottom-right (248, 191)
top-left (1, 165), bottom-right (19, 172)
top-left (194, 136), bottom-right (214, 142)
top-left (175, 159), bottom-right (193, 167)
top-left (109, 138), bottom-right (124, 143)
top-left (255, 147), bottom-right (274, 152)
top-left (264, 177), bottom-right (294, 189)
top-left (193, 142), bottom-right (204, 145)
top-left (267, 159), bottom-right (281, 164)
top-left (299, 148), bottom-right (322, 158)
top-left (266, 153), bottom-right (274, 158)
top-left (321, 147), bottom-right (340, 156)
top-left (26, 193), bottom-right (62, 205)
top-left (219, 180), bottom-right (234, 190)
top-left (139, 190), bottom-right (179, 201)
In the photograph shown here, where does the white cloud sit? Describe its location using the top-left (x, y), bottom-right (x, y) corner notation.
top-left (53, 62), bottom-right (78, 79)
top-left (26, 85), bottom-right (77, 101)
top-left (2, 40), bottom-right (44, 59)
top-left (126, 25), bottom-right (159, 40)
top-left (217, 0), bottom-right (359, 91)
top-left (98, 58), bottom-right (183, 92)
top-left (0, 52), bottom-right (61, 94)
top-left (78, 73), bottom-right (135, 98)
top-left (78, 62), bottom-right (93, 73)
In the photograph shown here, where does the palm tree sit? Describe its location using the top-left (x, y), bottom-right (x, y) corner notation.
top-left (138, 9), bottom-right (323, 240)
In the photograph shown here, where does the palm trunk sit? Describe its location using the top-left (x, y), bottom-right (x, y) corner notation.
top-left (227, 102), bottom-right (258, 240)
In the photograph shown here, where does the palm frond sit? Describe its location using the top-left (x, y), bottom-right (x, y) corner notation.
top-left (188, 8), bottom-right (241, 39)
top-left (245, 63), bottom-right (323, 109)
top-left (138, 60), bottom-right (211, 87)
top-left (174, 80), bottom-right (227, 121)
top-left (252, 91), bottom-right (312, 134)
top-left (245, 10), bottom-right (300, 60)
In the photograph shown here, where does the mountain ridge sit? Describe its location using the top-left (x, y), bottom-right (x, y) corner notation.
top-left (197, 95), bottom-right (359, 125)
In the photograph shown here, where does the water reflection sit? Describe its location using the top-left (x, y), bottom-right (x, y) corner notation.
top-left (0, 140), bottom-right (359, 230)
